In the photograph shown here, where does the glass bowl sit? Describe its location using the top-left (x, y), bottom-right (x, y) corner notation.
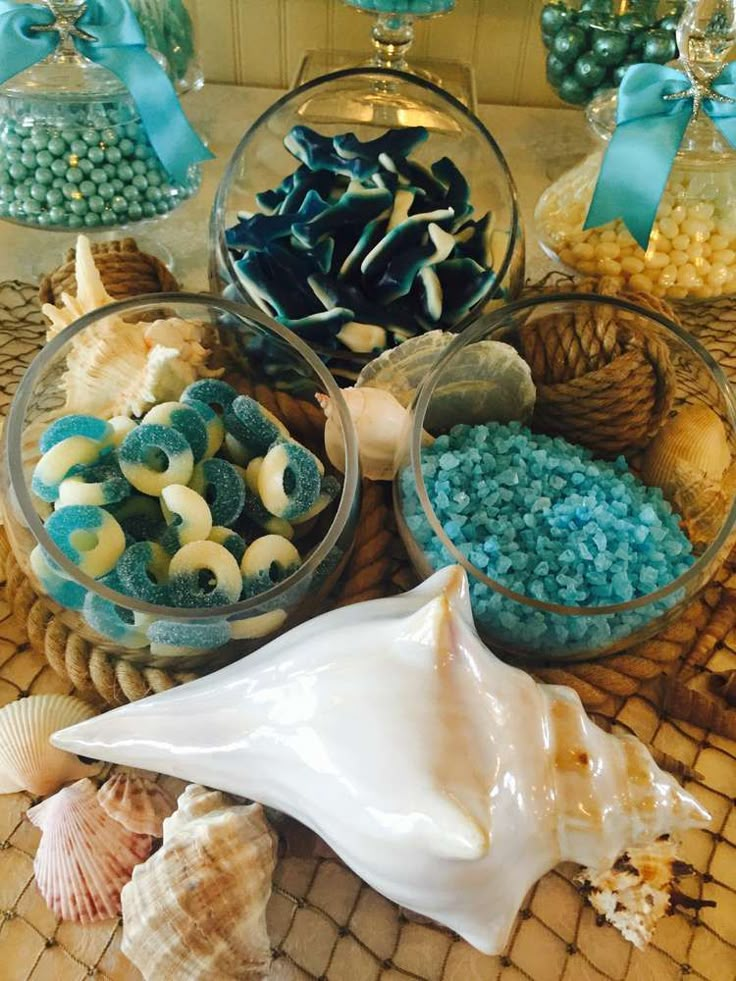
top-left (209, 67), bottom-right (524, 381)
top-left (1, 294), bottom-right (360, 668)
top-left (394, 293), bottom-right (736, 661)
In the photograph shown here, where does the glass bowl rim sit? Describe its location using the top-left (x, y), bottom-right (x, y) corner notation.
top-left (5, 291), bottom-right (361, 619)
top-left (400, 290), bottom-right (736, 616)
top-left (210, 65), bottom-right (522, 360)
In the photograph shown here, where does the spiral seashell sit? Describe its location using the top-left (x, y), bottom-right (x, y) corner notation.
top-left (120, 784), bottom-right (276, 980)
top-left (27, 778), bottom-right (152, 923)
top-left (54, 567), bottom-right (711, 955)
top-left (97, 772), bottom-right (175, 837)
top-left (0, 695), bottom-right (101, 796)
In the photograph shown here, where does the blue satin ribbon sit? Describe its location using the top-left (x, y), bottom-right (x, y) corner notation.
top-left (0, 0), bottom-right (213, 184)
top-left (584, 62), bottom-right (736, 249)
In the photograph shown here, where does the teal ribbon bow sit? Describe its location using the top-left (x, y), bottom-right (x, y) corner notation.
top-left (0, 0), bottom-right (213, 183)
top-left (584, 62), bottom-right (736, 250)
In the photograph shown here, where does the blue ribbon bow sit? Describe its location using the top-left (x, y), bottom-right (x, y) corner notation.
top-left (584, 62), bottom-right (736, 250)
top-left (0, 0), bottom-right (213, 184)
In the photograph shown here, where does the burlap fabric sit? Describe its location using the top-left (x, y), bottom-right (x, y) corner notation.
top-left (0, 281), bottom-right (734, 980)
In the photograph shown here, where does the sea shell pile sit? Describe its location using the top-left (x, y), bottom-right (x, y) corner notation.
top-left (41, 235), bottom-right (221, 419)
top-left (0, 694), bottom-right (101, 796)
top-left (53, 566), bottom-right (711, 955)
top-left (121, 784), bottom-right (276, 980)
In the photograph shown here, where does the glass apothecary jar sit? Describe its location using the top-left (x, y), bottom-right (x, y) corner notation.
top-left (0, 0), bottom-right (201, 231)
top-left (128, 0), bottom-right (204, 95)
top-left (536, 0), bottom-right (736, 300)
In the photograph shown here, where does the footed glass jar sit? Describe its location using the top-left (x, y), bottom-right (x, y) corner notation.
top-left (536, 0), bottom-right (736, 300)
top-left (0, 1), bottom-right (200, 231)
top-left (128, 0), bottom-right (204, 94)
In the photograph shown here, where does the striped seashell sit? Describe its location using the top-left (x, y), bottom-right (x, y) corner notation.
top-left (97, 772), bottom-right (175, 837)
top-left (121, 784), bottom-right (276, 980)
top-left (27, 778), bottom-right (152, 923)
top-left (0, 695), bottom-right (101, 796)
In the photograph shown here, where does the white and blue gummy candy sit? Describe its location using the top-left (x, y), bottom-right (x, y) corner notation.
top-left (168, 540), bottom-right (243, 607)
top-left (142, 402), bottom-right (210, 463)
top-left (147, 617), bottom-right (231, 655)
top-left (30, 545), bottom-right (87, 610)
top-left (180, 379), bottom-right (238, 416)
top-left (57, 460), bottom-right (131, 508)
top-left (189, 459), bottom-right (245, 528)
top-left (257, 440), bottom-right (323, 522)
top-left (160, 484), bottom-right (213, 552)
top-left (108, 495), bottom-right (165, 543)
top-left (240, 533), bottom-right (301, 599)
top-left (32, 435), bottom-right (108, 502)
top-left (116, 541), bottom-right (171, 605)
top-left (83, 584), bottom-right (150, 649)
top-left (44, 505), bottom-right (125, 579)
top-left (224, 395), bottom-right (289, 458)
top-left (209, 526), bottom-right (247, 564)
top-left (118, 423), bottom-right (194, 496)
top-left (178, 397), bottom-right (224, 459)
top-left (39, 415), bottom-right (114, 454)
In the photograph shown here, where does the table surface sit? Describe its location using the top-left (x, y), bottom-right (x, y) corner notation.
top-left (0, 82), bottom-right (593, 288)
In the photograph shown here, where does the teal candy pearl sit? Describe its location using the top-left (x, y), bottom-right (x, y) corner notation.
top-left (0, 105), bottom-right (198, 228)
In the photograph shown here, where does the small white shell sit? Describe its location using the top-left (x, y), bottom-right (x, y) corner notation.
top-left (0, 695), bottom-right (101, 796)
top-left (120, 784), bottom-right (276, 980)
top-left (27, 778), bottom-right (152, 923)
top-left (97, 772), bottom-right (175, 837)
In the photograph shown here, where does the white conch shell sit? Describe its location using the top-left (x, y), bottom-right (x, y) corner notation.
top-left (27, 778), bottom-right (152, 923)
top-left (0, 695), bottom-right (101, 796)
top-left (120, 784), bottom-right (276, 980)
top-left (97, 772), bottom-right (175, 837)
top-left (52, 567), bottom-right (711, 955)
top-left (41, 235), bottom-right (221, 418)
top-left (316, 386), bottom-right (413, 481)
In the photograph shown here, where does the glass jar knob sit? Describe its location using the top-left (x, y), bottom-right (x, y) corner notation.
top-left (667, 0), bottom-right (736, 116)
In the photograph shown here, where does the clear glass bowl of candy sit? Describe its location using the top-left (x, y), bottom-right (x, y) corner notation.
top-left (394, 293), bottom-right (736, 660)
top-left (0, 295), bottom-right (360, 667)
top-left (541, 0), bottom-right (683, 107)
top-left (0, 37), bottom-right (201, 230)
top-left (210, 68), bottom-right (524, 379)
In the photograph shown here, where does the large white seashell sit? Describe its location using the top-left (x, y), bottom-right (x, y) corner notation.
top-left (120, 783), bottom-right (276, 980)
top-left (53, 567), bottom-right (711, 955)
top-left (97, 772), bottom-right (175, 837)
top-left (27, 778), bottom-right (152, 923)
top-left (41, 235), bottom-right (221, 419)
top-left (0, 694), bottom-right (101, 796)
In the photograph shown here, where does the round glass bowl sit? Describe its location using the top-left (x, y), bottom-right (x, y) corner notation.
top-left (210, 67), bottom-right (524, 379)
top-left (0, 58), bottom-right (200, 231)
top-left (1, 294), bottom-right (360, 668)
top-left (394, 293), bottom-right (736, 661)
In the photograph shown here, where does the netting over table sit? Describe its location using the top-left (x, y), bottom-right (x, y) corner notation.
top-left (0, 283), bottom-right (734, 981)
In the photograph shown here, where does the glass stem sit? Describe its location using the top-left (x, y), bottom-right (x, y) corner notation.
top-left (371, 12), bottom-right (415, 71)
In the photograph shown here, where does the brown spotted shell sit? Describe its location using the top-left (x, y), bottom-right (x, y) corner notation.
top-left (120, 784), bottom-right (277, 980)
top-left (97, 772), bottom-right (176, 837)
top-left (27, 778), bottom-right (152, 923)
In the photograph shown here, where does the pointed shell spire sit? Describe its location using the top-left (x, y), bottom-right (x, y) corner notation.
top-left (52, 567), bottom-right (711, 954)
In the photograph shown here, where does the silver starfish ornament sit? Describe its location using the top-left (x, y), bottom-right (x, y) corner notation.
top-left (29, 1), bottom-right (97, 50)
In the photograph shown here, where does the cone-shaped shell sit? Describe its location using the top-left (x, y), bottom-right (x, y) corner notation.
top-left (0, 695), bottom-right (101, 796)
top-left (120, 784), bottom-right (276, 980)
top-left (97, 773), bottom-right (175, 837)
top-left (641, 403), bottom-right (732, 493)
top-left (27, 778), bottom-right (152, 923)
top-left (52, 567), bottom-right (711, 955)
